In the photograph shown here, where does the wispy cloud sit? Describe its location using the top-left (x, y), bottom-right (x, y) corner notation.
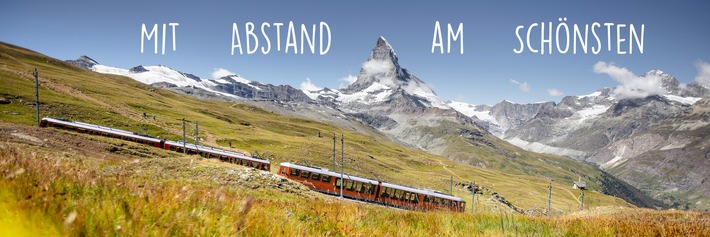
top-left (456, 95), bottom-right (465, 100)
top-left (211, 68), bottom-right (236, 79)
top-left (300, 77), bottom-right (322, 91)
top-left (338, 74), bottom-right (357, 88)
top-left (593, 61), bottom-right (667, 99)
top-left (509, 79), bottom-right (530, 93)
top-left (547, 88), bottom-right (564, 96)
top-left (695, 60), bottom-right (710, 88)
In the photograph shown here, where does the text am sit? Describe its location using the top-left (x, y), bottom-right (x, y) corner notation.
top-left (432, 21), bottom-right (463, 54)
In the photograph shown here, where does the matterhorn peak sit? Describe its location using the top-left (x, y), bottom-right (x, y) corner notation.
top-left (368, 36), bottom-right (399, 64)
top-left (337, 37), bottom-right (449, 109)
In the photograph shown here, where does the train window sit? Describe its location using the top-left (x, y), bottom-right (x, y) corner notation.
top-left (411, 194), bottom-right (419, 204)
top-left (434, 197), bottom-right (441, 204)
top-left (387, 188), bottom-right (394, 199)
top-left (392, 189), bottom-right (400, 199)
top-left (210, 153), bottom-right (217, 159)
top-left (355, 182), bottom-right (363, 193)
top-left (380, 187), bottom-right (389, 198)
top-left (321, 175), bottom-right (331, 183)
top-left (442, 199), bottom-right (449, 205)
top-left (290, 169), bottom-right (300, 176)
top-left (423, 195), bottom-right (431, 203)
top-left (403, 192), bottom-right (410, 201)
top-left (279, 167), bottom-right (286, 174)
top-left (251, 162), bottom-right (259, 169)
top-left (335, 178), bottom-right (342, 188)
top-left (300, 170), bottom-right (310, 178)
top-left (345, 180), bottom-right (355, 191)
top-left (368, 184), bottom-right (376, 195)
top-left (311, 173), bottom-right (320, 181)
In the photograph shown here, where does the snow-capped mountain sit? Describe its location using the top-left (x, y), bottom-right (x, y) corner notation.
top-left (446, 71), bottom-right (710, 209)
top-left (68, 57), bottom-right (313, 103)
top-left (300, 37), bottom-right (450, 110)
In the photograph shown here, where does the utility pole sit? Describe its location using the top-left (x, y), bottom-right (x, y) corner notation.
top-left (332, 134), bottom-right (336, 171)
top-left (340, 134), bottom-right (344, 198)
top-left (34, 68), bottom-right (39, 127)
top-left (182, 118), bottom-right (186, 154)
top-left (471, 182), bottom-right (475, 213)
top-left (195, 121), bottom-right (199, 148)
top-left (547, 181), bottom-right (552, 216)
top-left (580, 189), bottom-right (585, 211)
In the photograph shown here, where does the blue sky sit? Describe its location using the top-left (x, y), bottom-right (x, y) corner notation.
top-left (2, 1), bottom-right (709, 105)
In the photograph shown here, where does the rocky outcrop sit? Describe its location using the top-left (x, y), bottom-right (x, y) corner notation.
top-left (65, 55), bottom-right (98, 70)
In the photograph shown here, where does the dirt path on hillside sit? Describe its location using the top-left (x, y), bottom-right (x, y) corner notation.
top-left (438, 160), bottom-right (473, 183)
top-left (564, 187), bottom-right (581, 203)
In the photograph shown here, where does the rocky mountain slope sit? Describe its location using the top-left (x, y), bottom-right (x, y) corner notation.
top-left (448, 71), bottom-right (709, 210)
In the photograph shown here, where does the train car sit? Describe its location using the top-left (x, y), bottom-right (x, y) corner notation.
top-left (376, 182), bottom-right (465, 212)
top-left (278, 162), bottom-right (380, 201)
top-left (40, 117), bottom-right (163, 147)
top-left (163, 140), bottom-right (270, 171)
top-left (278, 162), bottom-right (465, 212)
top-left (40, 117), bottom-right (270, 171)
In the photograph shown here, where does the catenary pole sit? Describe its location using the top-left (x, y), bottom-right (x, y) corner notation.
top-left (34, 68), bottom-right (39, 127)
top-left (182, 118), bottom-right (186, 154)
top-left (340, 134), bottom-right (344, 198)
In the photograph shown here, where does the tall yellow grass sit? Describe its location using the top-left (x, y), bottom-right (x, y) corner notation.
top-left (1, 142), bottom-right (708, 236)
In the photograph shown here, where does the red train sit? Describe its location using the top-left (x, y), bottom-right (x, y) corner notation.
top-left (278, 162), bottom-right (466, 212)
top-left (40, 117), bottom-right (270, 171)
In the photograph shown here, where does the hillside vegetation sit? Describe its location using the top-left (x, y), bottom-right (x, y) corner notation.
top-left (1, 41), bottom-right (706, 235)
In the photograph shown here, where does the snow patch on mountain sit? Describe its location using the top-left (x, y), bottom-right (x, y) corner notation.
top-left (575, 104), bottom-right (610, 124)
top-left (506, 138), bottom-right (587, 159)
top-left (663, 94), bottom-right (701, 105)
top-left (447, 101), bottom-right (498, 125)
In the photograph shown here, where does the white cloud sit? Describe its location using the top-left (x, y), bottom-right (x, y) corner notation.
top-left (362, 60), bottom-right (394, 76)
top-left (300, 77), bottom-right (322, 91)
top-left (509, 79), bottom-right (530, 92)
top-left (593, 61), bottom-right (667, 99)
top-left (694, 60), bottom-right (710, 88)
top-left (211, 68), bottom-right (236, 79)
top-left (456, 95), bottom-right (465, 100)
top-left (338, 74), bottom-right (358, 88)
top-left (547, 88), bottom-right (564, 96)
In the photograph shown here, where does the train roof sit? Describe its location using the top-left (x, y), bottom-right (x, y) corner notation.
top-left (43, 117), bottom-right (161, 143)
top-left (280, 162), bottom-right (464, 202)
